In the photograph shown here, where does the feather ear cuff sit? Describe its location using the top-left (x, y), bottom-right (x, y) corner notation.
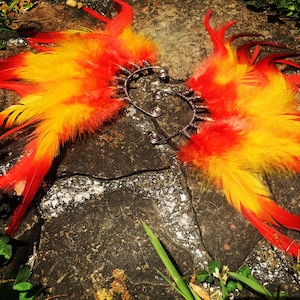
top-left (0, 0), bottom-right (158, 235)
top-left (178, 9), bottom-right (300, 257)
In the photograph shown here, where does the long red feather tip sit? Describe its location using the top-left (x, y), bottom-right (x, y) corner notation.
top-left (2, 141), bottom-right (52, 236)
top-left (179, 10), bottom-right (300, 256)
top-left (0, 0), bottom-right (157, 235)
top-left (241, 206), bottom-right (299, 257)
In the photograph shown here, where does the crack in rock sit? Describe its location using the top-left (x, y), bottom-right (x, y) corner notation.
top-left (39, 162), bottom-right (210, 267)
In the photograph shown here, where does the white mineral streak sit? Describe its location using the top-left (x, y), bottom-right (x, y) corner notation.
top-left (39, 162), bottom-right (208, 267)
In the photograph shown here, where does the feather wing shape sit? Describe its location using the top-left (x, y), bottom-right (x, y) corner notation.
top-left (178, 9), bottom-right (300, 257)
top-left (0, 0), bottom-right (157, 235)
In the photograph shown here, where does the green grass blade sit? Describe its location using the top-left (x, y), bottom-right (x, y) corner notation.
top-left (155, 268), bottom-right (189, 298)
top-left (156, 269), bottom-right (202, 300)
top-left (228, 271), bottom-right (272, 298)
top-left (142, 222), bottom-right (195, 300)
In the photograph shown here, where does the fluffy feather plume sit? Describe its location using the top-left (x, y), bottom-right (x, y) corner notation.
top-left (0, 0), bottom-right (157, 235)
top-left (178, 9), bottom-right (300, 257)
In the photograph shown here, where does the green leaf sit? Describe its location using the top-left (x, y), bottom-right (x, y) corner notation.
top-left (0, 234), bottom-right (10, 244)
top-left (20, 285), bottom-right (46, 300)
top-left (206, 274), bottom-right (214, 283)
top-left (0, 234), bottom-right (12, 263)
top-left (288, 5), bottom-right (295, 10)
top-left (142, 222), bottom-right (196, 300)
top-left (228, 271), bottom-right (272, 297)
top-left (237, 266), bottom-right (251, 276)
top-left (273, 290), bottom-right (287, 298)
top-left (196, 270), bottom-right (209, 283)
top-left (19, 291), bottom-right (35, 300)
top-left (7, 0), bottom-right (19, 11)
top-left (14, 265), bottom-right (31, 286)
top-left (226, 280), bottom-right (237, 292)
top-left (236, 282), bottom-right (243, 291)
top-left (13, 281), bottom-right (33, 292)
top-left (208, 261), bottom-right (221, 274)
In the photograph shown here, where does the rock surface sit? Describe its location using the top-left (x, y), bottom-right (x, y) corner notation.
top-left (0, 0), bottom-right (299, 299)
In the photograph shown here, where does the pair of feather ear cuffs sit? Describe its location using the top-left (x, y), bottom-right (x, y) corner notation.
top-left (0, 0), bottom-right (299, 258)
top-left (115, 62), bottom-right (209, 144)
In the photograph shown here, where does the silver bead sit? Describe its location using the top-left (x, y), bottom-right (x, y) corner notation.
top-left (153, 90), bottom-right (164, 100)
top-left (158, 68), bottom-right (169, 82)
top-left (148, 131), bottom-right (160, 144)
top-left (150, 106), bottom-right (162, 117)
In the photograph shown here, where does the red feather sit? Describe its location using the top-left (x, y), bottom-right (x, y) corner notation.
top-left (0, 0), bottom-right (157, 235)
top-left (179, 9), bottom-right (300, 257)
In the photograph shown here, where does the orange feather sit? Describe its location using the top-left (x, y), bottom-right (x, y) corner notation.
top-left (178, 9), bottom-right (300, 257)
top-left (0, 0), bottom-right (157, 235)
